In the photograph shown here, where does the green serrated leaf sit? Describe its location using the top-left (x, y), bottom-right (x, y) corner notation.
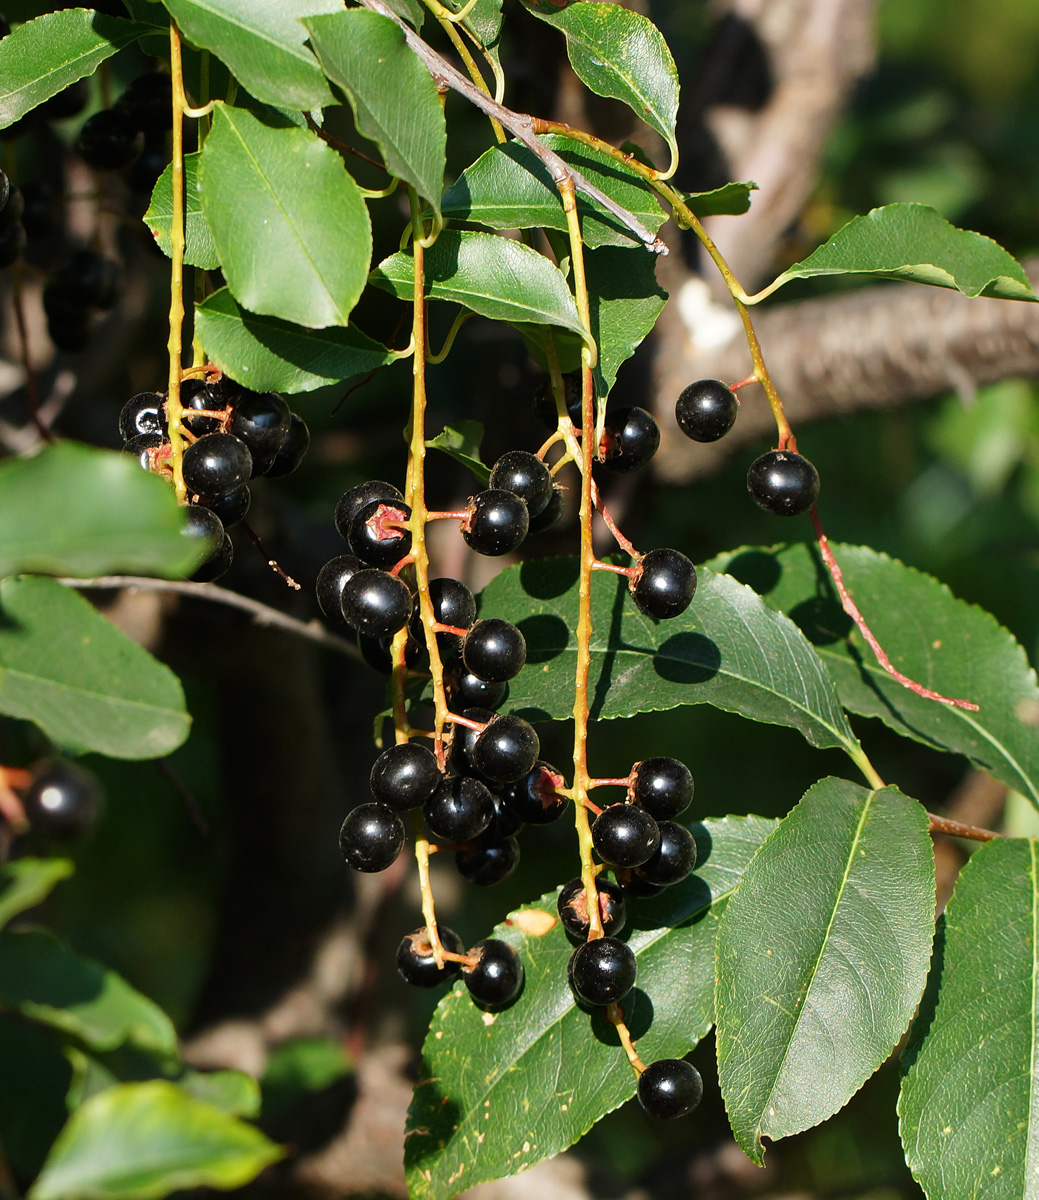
top-left (380, 0), bottom-right (425, 29)
top-left (478, 557), bottom-right (859, 755)
top-left (143, 153), bottom-right (220, 271)
top-left (443, 0), bottom-right (500, 59)
top-left (899, 838), bottom-right (1039, 1200)
top-left (716, 778), bottom-right (935, 1164)
top-left (371, 230), bottom-right (589, 347)
top-left (0, 576), bottom-right (190, 759)
top-left (0, 858), bottom-right (74, 931)
top-left (195, 287), bottom-right (394, 394)
top-left (587, 245), bottom-right (666, 399)
top-left (440, 136), bottom-right (666, 250)
top-left (762, 204), bottom-right (1036, 302)
top-left (199, 104), bottom-right (372, 329)
top-left (520, 2), bottom-right (679, 172)
top-left (405, 815), bottom-right (774, 1199)
top-left (0, 9), bottom-right (150, 129)
top-left (711, 542), bottom-right (1039, 810)
top-left (29, 1079), bottom-right (282, 1200)
top-left (425, 421), bottom-right (488, 483)
top-left (684, 179), bottom-right (757, 218)
top-left (159, 0), bottom-right (340, 111)
top-left (0, 443), bottom-right (202, 579)
top-left (0, 928), bottom-right (178, 1059)
top-left (305, 10), bottom-right (446, 215)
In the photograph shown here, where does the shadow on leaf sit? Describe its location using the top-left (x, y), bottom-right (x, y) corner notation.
top-left (723, 549), bottom-right (782, 594)
top-left (517, 613), bottom-right (569, 663)
top-left (651, 632), bottom-right (721, 685)
top-left (519, 556), bottom-right (580, 599)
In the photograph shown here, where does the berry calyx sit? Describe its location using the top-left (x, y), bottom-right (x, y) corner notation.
top-left (397, 925), bottom-right (465, 988)
top-left (567, 936), bottom-right (637, 1006)
top-left (472, 714), bottom-right (540, 783)
top-left (675, 379), bottom-right (739, 442)
top-left (370, 742), bottom-right (441, 812)
top-left (637, 1059), bottom-right (703, 1119)
top-left (182, 433), bottom-right (252, 499)
top-left (341, 569), bottom-right (412, 638)
top-left (630, 548), bottom-right (697, 620)
top-left (462, 618), bottom-right (526, 682)
top-left (557, 876), bottom-right (626, 940)
top-left (119, 392), bottom-right (166, 442)
top-left (463, 489), bottom-right (529, 557)
top-left (456, 837), bottom-right (520, 886)
top-left (348, 498), bottom-right (413, 568)
top-left (636, 820), bottom-right (697, 886)
top-left (22, 762), bottom-right (100, 840)
top-left (462, 939), bottom-right (524, 1009)
top-left (500, 761), bottom-right (567, 824)
top-left (591, 804), bottom-right (661, 868)
top-left (334, 480), bottom-right (403, 540)
top-left (632, 757), bottom-right (693, 819)
top-left (489, 450), bottom-right (553, 517)
top-left (747, 449), bottom-right (820, 516)
top-left (339, 803), bottom-right (405, 872)
top-left (424, 775), bottom-right (495, 842)
top-left (598, 407), bottom-right (659, 473)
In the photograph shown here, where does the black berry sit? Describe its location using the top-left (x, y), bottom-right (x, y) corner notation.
top-left (182, 433), bottom-right (252, 499)
top-left (527, 486), bottom-right (565, 536)
top-left (472, 714), bottom-right (540, 784)
top-left (116, 72), bottom-right (172, 134)
top-left (462, 939), bottom-right (524, 1009)
top-left (370, 741), bottom-right (441, 812)
top-left (675, 379), bottom-right (739, 442)
top-left (20, 182), bottom-right (58, 238)
top-left (557, 876), bottom-right (626, 940)
top-left (397, 925), bottom-right (465, 988)
top-left (126, 135), bottom-right (169, 193)
top-left (76, 108), bottom-right (143, 169)
top-left (567, 936), bottom-right (637, 1006)
top-left (228, 390), bottom-right (290, 473)
top-left (264, 413), bottom-right (310, 478)
top-left (415, 577), bottom-right (476, 655)
top-left (592, 804), bottom-right (660, 868)
top-left (637, 1059), bottom-right (703, 1120)
top-left (181, 382), bottom-right (227, 437)
top-left (119, 392), bottom-right (166, 441)
top-left (599, 407), bottom-right (659, 473)
top-left (22, 762), bottom-right (100, 840)
top-left (124, 432), bottom-right (164, 470)
top-left (636, 820), bottom-right (697, 886)
top-left (341, 569), bottom-right (412, 638)
top-left (500, 761), bottom-right (567, 824)
top-left (54, 250), bottom-right (120, 308)
top-left (443, 663), bottom-right (507, 711)
top-left (424, 775), bottom-right (494, 842)
top-left (192, 533), bottom-right (234, 583)
top-left (339, 802), bottom-right (405, 872)
top-left (463, 489), bottom-right (529, 557)
top-left (462, 618), bottom-right (526, 682)
top-left (533, 372), bottom-right (582, 429)
top-left (483, 790), bottom-right (524, 841)
top-left (335, 480), bottom-right (403, 540)
top-left (449, 707), bottom-right (496, 776)
top-left (357, 630), bottom-right (423, 675)
top-left (630, 548), bottom-right (697, 620)
top-left (614, 869), bottom-right (665, 899)
top-left (181, 504), bottom-right (223, 559)
top-left (632, 757), bottom-right (693, 820)
top-left (348, 498), bottom-right (413, 568)
top-left (197, 484), bottom-right (250, 529)
top-left (489, 450), bottom-right (552, 517)
top-left (747, 449), bottom-right (820, 516)
top-left (316, 554), bottom-right (365, 625)
top-left (456, 837), bottom-right (520, 886)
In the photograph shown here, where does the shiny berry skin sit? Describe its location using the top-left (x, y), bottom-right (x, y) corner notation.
top-left (533, 372), bottom-right (582, 429)
top-left (592, 804), bottom-right (660, 868)
top-left (463, 939), bottom-right (524, 1009)
top-left (316, 554), bottom-right (365, 626)
top-left (484, 791), bottom-right (524, 841)
top-left (182, 433), bottom-right (252, 499)
top-left (334, 480), bottom-right (403, 540)
top-left (197, 484), bottom-right (250, 529)
top-left (473, 714), bottom-right (540, 784)
top-left (747, 449), bottom-right (820, 516)
top-left (54, 250), bottom-right (120, 308)
top-left (22, 762), bottom-right (100, 840)
top-left (449, 707), bottom-right (496, 776)
top-left (443, 663), bottom-right (507, 711)
top-left (229, 390), bottom-right (290, 473)
top-left (265, 413), bottom-right (310, 478)
top-left (676, 379), bottom-right (739, 442)
top-left (370, 742), bottom-right (441, 812)
top-left (614, 868), bottom-right (665, 899)
top-left (414, 577), bottom-right (476, 655)
top-left (340, 569), bottom-right (412, 638)
top-left (124, 432), bottom-right (164, 470)
top-left (456, 837), bottom-right (520, 886)
top-left (599, 406), bottom-right (659, 473)
top-left (181, 504), bottom-right (223, 556)
top-left (119, 391), bottom-right (166, 441)
top-left (181, 382), bottom-right (226, 437)
top-left (557, 876), bottom-right (626, 941)
top-left (527, 486), bottom-right (565, 536)
top-left (632, 757), bottom-right (693, 819)
top-left (462, 618), bottom-right (526, 682)
top-left (192, 533), bottom-right (234, 583)
top-left (397, 925), bottom-right (465, 988)
top-left (76, 108), bottom-right (143, 169)
top-left (630, 548), bottom-right (697, 620)
top-left (339, 802), bottom-right (405, 872)
top-left (637, 1059), bottom-right (703, 1119)
top-left (424, 775), bottom-right (495, 842)
top-left (463, 489), bottom-right (529, 557)
top-left (357, 630), bottom-right (423, 675)
top-left (348, 498), bottom-right (413, 568)
top-left (636, 821), bottom-right (697, 886)
top-left (500, 761), bottom-right (567, 824)
top-left (567, 936), bottom-right (637, 1006)
top-left (489, 450), bottom-right (553, 517)
top-left (116, 72), bottom-right (172, 133)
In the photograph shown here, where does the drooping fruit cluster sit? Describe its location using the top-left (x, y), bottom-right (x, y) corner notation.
top-left (119, 375), bottom-right (310, 581)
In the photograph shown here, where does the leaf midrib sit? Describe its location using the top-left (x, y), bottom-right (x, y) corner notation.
top-left (168, 0), bottom-right (317, 67)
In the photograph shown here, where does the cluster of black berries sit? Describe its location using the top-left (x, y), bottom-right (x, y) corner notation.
top-left (676, 378), bottom-right (820, 516)
top-left (119, 377), bottom-right (310, 581)
top-left (76, 72), bottom-right (172, 186)
top-left (43, 249), bottom-right (122, 352)
top-left (562, 756), bottom-right (703, 1119)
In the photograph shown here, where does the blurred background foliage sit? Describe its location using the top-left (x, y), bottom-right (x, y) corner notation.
top-left (3, 0), bottom-right (1038, 1197)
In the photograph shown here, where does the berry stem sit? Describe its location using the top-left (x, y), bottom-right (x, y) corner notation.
top-left (591, 561), bottom-right (634, 577)
top-left (238, 520), bottom-right (301, 590)
top-left (592, 480), bottom-right (640, 559)
top-left (588, 777), bottom-right (634, 790)
top-left (166, 20), bottom-right (192, 504)
top-left (606, 1003), bottom-right (646, 1074)
top-left (728, 374), bottom-right (757, 392)
top-left (411, 811), bottom-right (446, 969)
top-left (810, 508), bottom-right (979, 711)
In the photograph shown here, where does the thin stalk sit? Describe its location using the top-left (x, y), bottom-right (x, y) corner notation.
top-left (607, 1003), bottom-right (646, 1073)
top-left (424, 0), bottom-right (506, 143)
top-left (166, 21), bottom-right (191, 503)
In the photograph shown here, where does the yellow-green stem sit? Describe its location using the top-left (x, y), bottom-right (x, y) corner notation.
top-left (166, 22), bottom-right (190, 503)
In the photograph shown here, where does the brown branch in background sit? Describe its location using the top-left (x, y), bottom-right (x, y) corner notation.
top-left (927, 812), bottom-right (1000, 842)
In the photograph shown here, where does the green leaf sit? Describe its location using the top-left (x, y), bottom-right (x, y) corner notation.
top-left (479, 557), bottom-right (860, 755)
top-left (195, 287), bottom-right (394, 394)
top-left (159, 0), bottom-right (340, 111)
top-left (0, 576), bottom-right (190, 759)
top-left (520, 2), bottom-right (679, 172)
top-left (711, 542), bottom-right (1039, 810)
top-left (304, 10), bottom-right (446, 215)
top-left (143, 153), bottom-right (220, 271)
top-left (715, 778), bottom-right (935, 1164)
top-left (405, 815), bottom-right (774, 1199)
top-left (587, 245), bottom-right (666, 399)
top-left (199, 104), bottom-right (372, 329)
top-left (899, 838), bottom-right (1039, 1200)
top-left (425, 421), bottom-right (489, 483)
top-left (178, 1071), bottom-right (260, 1119)
top-left (371, 231), bottom-right (589, 347)
top-left (29, 1079), bottom-right (282, 1200)
top-left (0, 10), bottom-right (151, 129)
top-left (763, 204), bottom-right (1037, 302)
top-left (380, 0), bottom-right (426, 29)
top-left (684, 179), bottom-right (757, 218)
top-left (442, 0), bottom-right (500, 60)
top-left (0, 928), bottom-right (178, 1059)
top-left (0, 858), bottom-right (74, 931)
top-left (0, 443), bottom-right (202, 579)
top-left (440, 136), bottom-right (666, 250)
